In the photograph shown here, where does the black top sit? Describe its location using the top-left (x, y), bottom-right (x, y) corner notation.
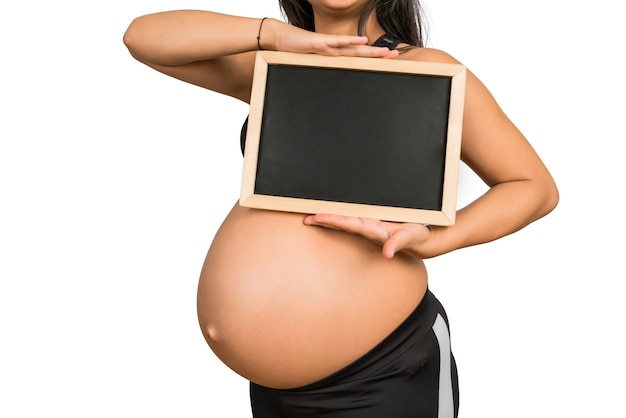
top-left (240, 116), bottom-right (249, 155)
top-left (371, 34), bottom-right (401, 50)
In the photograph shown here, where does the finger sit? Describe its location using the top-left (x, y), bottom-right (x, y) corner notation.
top-left (346, 46), bottom-right (397, 57)
top-left (323, 36), bottom-right (370, 47)
top-left (304, 214), bottom-right (390, 244)
top-left (310, 37), bottom-right (366, 52)
top-left (382, 228), bottom-right (413, 258)
top-left (312, 36), bottom-right (399, 58)
top-left (382, 238), bottom-right (399, 259)
top-left (360, 45), bottom-right (399, 56)
top-left (302, 214), bottom-right (344, 231)
top-left (332, 46), bottom-right (399, 58)
top-left (383, 225), bottom-right (431, 258)
top-left (303, 213), bottom-right (360, 229)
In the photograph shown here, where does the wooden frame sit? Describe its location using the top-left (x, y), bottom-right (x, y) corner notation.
top-left (240, 51), bottom-right (466, 225)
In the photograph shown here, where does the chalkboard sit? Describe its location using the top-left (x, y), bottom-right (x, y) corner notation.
top-left (240, 51), bottom-right (466, 225)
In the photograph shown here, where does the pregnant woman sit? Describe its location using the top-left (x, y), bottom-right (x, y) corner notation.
top-left (123, 1), bottom-right (558, 416)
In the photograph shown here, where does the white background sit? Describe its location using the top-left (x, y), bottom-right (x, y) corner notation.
top-left (1, 1), bottom-right (623, 417)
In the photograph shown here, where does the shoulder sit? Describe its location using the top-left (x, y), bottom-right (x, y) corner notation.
top-left (398, 47), bottom-right (492, 104)
top-left (398, 47), bottom-right (462, 66)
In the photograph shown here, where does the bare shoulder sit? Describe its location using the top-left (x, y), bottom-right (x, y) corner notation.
top-left (398, 47), bottom-right (462, 66)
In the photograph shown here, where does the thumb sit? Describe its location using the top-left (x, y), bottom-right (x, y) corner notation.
top-left (381, 228), bottom-right (410, 259)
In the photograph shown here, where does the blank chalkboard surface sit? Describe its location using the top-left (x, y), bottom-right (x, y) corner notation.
top-left (240, 51), bottom-right (466, 225)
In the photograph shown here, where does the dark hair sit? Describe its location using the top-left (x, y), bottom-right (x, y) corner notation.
top-left (278, 0), bottom-right (427, 47)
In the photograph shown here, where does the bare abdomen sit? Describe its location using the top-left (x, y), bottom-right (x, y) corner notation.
top-left (196, 203), bottom-right (428, 389)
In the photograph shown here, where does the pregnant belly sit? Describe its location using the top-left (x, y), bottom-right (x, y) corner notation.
top-left (196, 203), bottom-right (428, 389)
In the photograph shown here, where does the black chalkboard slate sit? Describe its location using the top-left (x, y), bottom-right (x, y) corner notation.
top-left (241, 52), bottom-right (466, 225)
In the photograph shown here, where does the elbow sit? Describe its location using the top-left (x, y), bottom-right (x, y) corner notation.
top-left (537, 175), bottom-right (560, 219)
top-left (122, 19), bottom-right (139, 58)
top-left (123, 17), bottom-right (149, 62)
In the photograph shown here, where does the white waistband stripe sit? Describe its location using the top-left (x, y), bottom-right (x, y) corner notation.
top-left (432, 314), bottom-right (454, 418)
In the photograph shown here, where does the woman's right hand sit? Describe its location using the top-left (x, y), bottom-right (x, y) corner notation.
top-left (263, 18), bottom-right (399, 59)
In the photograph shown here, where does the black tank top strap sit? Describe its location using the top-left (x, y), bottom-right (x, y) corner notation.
top-left (371, 34), bottom-right (401, 50)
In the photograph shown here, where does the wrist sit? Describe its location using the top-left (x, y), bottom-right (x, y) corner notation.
top-left (417, 224), bottom-right (446, 259)
top-left (257, 17), bottom-right (278, 51)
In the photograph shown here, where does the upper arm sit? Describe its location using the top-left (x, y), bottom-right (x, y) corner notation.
top-left (417, 49), bottom-right (555, 189)
top-left (459, 68), bottom-right (552, 189)
top-left (136, 51), bottom-right (257, 103)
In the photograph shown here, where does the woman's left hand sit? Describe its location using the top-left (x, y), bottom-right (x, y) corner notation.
top-left (303, 214), bottom-right (431, 259)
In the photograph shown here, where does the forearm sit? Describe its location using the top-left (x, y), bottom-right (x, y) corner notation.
top-left (419, 178), bottom-right (558, 258)
top-left (123, 10), bottom-right (274, 65)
